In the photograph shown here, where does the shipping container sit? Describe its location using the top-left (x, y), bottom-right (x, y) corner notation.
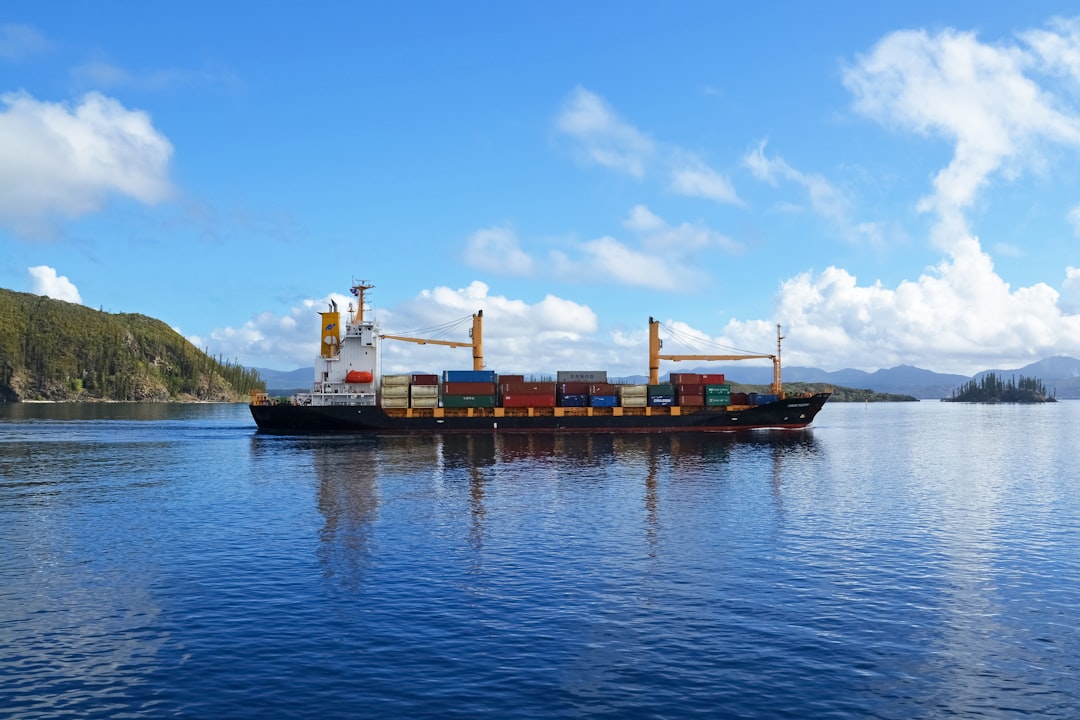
top-left (382, 374), bottom-right (411, 386)
top-left (442, 370), bottom-right (498, 383)
top-left (731, 392), bottom-right (749, 405)
top-left (648, 395), bottom-right (675, 407)
top-left (704, 396), bottom-right (730, 407)
top-left (620, 395), bottom-right (647, 407)
top-left (675, 384), bottom-right (704, 396)
top-left (589, 394), bottom-right (618, 407)
top-left (410, 385), bottom-right (439, 398)
top-left (647, 383), bottom-right (675, 396)
top-left (669, 373), bottom-right (701, 384)
top-left (501, 381), bottom-right (556, 394)
top-left (703, 383), bottom-right (731, 396)
top-left (443, 381), bottom-right (498, 395)
top-left (679, 395), bottom-right (704, 407)
top-left (502, 394), bottom-right (557, 408)
top-left (699, 373), bottom-right (726, 384)
top-left (381, 396), bottom-right (410, 408)
top-left (410, 396), bottom-right (439, 408)
top-left (749, 393), bottom-right (779, 405)
top-left (556, 370), bottom-right (608, 383)
top-left (441, 394), bottom-right (497, 408)
top-left (616, 384), bottom-right (648, 397)
top-left (410, 373), bottom-right (439, 385)
top-left (381, 384), bottom-right (409, 398)
top-left (559, 394), bottom-right (588, 407)
top-left (588, 383), bottom-right (615, 396)
top-left (499, 374), bottom-right (525, 384)
top-left (558, 382), bottom-right (590, 396)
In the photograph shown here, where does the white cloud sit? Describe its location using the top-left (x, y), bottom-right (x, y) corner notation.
top-left (27, 265), bottom-right (82, 303)
top-left (843, 26), bottom-right (1080, 249)
top-left (669, 154), bottom-right (741, 205)
top-left (198, 282), bottom-right (617, 375)
top-left (744, 140), bottom-right (882, 245)
top-left (0, 91), bottom-right (174, 237)
top-left (0, 24), bottom-right (47, 61)
top-left (555, 88), bottom-right (743, 208)
top-left (555, 87), bottom-right (654, 177)
top-left (463, 226), bottom-right (534, 275)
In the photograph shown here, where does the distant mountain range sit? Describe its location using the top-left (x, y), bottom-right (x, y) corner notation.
top-left (258, 356), bottom-right (1080, 399)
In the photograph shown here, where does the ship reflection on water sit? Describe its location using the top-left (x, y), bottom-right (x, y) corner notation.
top-left (263, 430), bottom-right (821, 588)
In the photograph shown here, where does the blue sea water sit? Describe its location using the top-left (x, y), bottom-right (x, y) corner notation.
top-left (1, 400), bottom-right (1079, 719)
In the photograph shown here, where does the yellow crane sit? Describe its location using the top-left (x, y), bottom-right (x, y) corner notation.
top-left (350, 282), bottom-right (484, 371)
top-left (649, 318), bottom-right (784, 397)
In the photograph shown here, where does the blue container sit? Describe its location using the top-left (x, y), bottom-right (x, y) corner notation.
top-left (748, 393), bottom-right (779, 405)
top-left (559, 394), bottom-right (588, 407)
top-left (443, 370), bottom-right (498, 383)
top-left (648, 395), bottom-right (675, 407)
top-left (589, 395), bottom-right (618, 407)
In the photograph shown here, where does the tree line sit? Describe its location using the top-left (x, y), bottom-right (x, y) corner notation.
top-left (0, 288), bottom-right (264, 402)
top-left (945, 373), bottom-right (1055, 403)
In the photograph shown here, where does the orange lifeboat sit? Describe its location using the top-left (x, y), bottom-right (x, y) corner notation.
top-left (345, 370), bottom-right (374, 384)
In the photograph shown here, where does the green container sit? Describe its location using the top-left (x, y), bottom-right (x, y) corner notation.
top-left (441, 394), bottom-right (497, 408)
top-left (648, 383), bottom-right (675, 396)
top-left (704, 396), bottom-right (730, 407)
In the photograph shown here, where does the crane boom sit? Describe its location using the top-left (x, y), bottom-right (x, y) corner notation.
top-left (381, 311), bottom-right (484, 371)
top-left (648, 318), bottom-right (785, 397)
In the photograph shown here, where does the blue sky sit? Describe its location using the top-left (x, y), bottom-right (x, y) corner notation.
top-left (5, 3), bottom-right (1080, 377)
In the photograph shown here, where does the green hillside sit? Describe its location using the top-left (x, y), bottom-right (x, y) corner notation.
top-left (0, 288), bottom-right (263, 402)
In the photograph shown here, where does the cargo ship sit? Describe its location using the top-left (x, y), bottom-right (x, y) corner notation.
top-left (249, 283), bottom-right (830, 433)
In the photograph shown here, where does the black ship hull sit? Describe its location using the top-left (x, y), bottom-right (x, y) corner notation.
top-left (250, 393), bottom-right (830, 434)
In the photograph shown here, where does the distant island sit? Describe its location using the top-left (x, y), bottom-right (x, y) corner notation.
top-left (0, 288), bottom-right (264, 402)
top-left (943, 373), bottom-right (1056, 403)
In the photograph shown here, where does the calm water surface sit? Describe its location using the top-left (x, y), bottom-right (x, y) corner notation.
top-left (1, 401), bottom-right (1078, 718)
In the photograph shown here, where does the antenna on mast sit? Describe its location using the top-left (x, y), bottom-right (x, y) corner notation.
top-left (349, 281), bottom-right (374, 323)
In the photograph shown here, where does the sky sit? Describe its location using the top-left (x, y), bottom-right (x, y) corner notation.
top-left (5, 3), bottom-right (1080, 378)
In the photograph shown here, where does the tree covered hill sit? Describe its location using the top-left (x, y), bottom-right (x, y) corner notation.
top-left (0, 288), bottom-right (264, 402)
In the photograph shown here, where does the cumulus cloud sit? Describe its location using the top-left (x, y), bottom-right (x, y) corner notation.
top-left (27, 265), bottom-right (82, 303)
top-left (0, 91), bottom-right (174, 237)
top-left (463, 205), bottom-right (740, 291)
top-left (196, 282), bottom-right (617, 375)
top-left (705, 18), bottom-right (1080, 374)
top-left (843, 25), bottom-right (1080, 249)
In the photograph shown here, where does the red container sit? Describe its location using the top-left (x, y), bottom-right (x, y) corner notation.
top-left (669, 373), bottom-right (701, 384)
top-left (502, 381), bottom-right (556, 394)
top-left (443, 381), bottom-right (497, 395)
top-left (410, 373), bottom-right (439, 385)
top-left (699, 373), bottom-right (725, 384)
top-left (502, 394), bottom-right (557, 408)
top-left (730, 392), bottom-right (749, 405)
top-left (499, 374), bottom-right (525, 384)
top-left (588, 383), bottom-right (615, 396)
top-left (558, 382), bottom-right (590, 395)
top-left (675, 384), bottom-right (704, 396)
top-left (679, 394), bottom-right (704, 407)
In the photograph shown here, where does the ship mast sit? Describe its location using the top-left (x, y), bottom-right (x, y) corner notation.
top-left (649, 318), bottom-right (785, 397)
top-left (350, 281), bottom-right (374, 324)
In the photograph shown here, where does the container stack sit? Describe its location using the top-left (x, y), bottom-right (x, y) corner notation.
top-left (556, 371), bottom-right (606, 407)
top-left (616, 384), bottom-right (648, 407)
top-left (381, 374), bottom-right (411, 408)
top-left (647, 383), bottom-right (675, 407)
top-left (409, 373), bottom-right (439, 408)
top-left (500, 377), bottom-right (556, 408)
top-left (442, 370), bottom-right (498, 408)
top-left (671, 373), bottom-right (703, 407)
